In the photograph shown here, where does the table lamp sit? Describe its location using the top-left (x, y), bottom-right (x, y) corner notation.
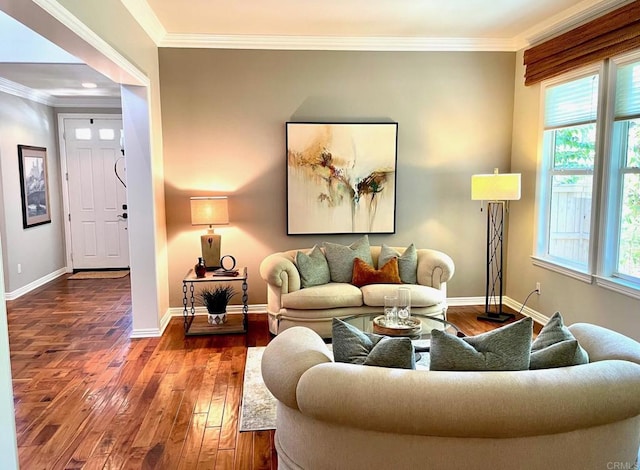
top-left (471, 169), bottom-right (521, 322)
top-left (190, 196), bottom-right (229, 269)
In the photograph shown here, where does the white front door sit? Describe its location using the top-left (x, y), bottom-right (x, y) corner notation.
top-left (63, 117), bottom-right (129, 269)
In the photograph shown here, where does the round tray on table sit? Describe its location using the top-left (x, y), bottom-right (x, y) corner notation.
top-left (372, 315), bottom-right (422, 337)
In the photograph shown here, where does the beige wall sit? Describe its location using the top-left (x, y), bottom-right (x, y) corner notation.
top-left (159, 48), bottom-right (516, 307)
top-left (0, 92), bottom-right (66, 293)
top-left (507, 50), bottom-right (640, 341)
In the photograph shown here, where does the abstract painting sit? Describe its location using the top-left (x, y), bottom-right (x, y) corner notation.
top-left (287, 122), bottom-right (398, 234)
top-left (18, 145), bottom-right (51, 229)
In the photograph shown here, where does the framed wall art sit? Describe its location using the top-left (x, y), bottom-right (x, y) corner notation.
top-left (18, 145), bottom-right (51, 229)
top-left (286, 122), bottom-right (398, 235)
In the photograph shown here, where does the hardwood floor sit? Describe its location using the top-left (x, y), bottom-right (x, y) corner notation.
top-left (6, 275), bottom-right (533, 469)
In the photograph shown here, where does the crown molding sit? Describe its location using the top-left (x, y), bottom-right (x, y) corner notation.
top-left (0, 77), bottom-right (121, 108)
top-left (0, 77), bottom-right (55, 105)
top-left (125, 0), bottom-right (628, 52)
top-left (160, 34), bottom-right (519, 52)
top-left (120, 0), bottom-right (166, 45)
top-left (514, 0), bottom-right (634, 49)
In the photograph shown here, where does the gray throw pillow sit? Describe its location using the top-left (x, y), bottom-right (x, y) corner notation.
top-left (378, 243), bottom-right (418, 284)
top-left (323, 235), bottom-right (373, 283)
top-left (296, 245), bottom-right (330, 288)
top-left (530, 312), bottom-right (589, 369)
top-left (332, 318), bottom-right (415, 369)
top-left (429, 317), bottom-right (533, 371)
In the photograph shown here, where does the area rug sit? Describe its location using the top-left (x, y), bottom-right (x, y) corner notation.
top-left (68, 270), bottom-right (130, 280)
top-left (240, 347), bottom-right (276, 432)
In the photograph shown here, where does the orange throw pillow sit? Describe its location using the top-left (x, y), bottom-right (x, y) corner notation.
top-left (351, 257), bottom-right (402, 287)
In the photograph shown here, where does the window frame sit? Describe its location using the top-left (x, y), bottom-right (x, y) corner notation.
top-left (533, 53), bottom-right (640, 300)
top-left (534, 63), bottom-right (603, 277)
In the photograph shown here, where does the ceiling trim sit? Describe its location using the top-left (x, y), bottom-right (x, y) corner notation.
top-left (0, 77), bottom-right (54, 106)
top-left (126, 0), bottom-right (633, 52)
top-left (159, 34), bottom-right (520, 52)
top-left (515, 0), bottom-right (635, 48)
top-left (120, 0), bottom-right (166, 45)
top-left (0, 77), bottom-right (122, 108)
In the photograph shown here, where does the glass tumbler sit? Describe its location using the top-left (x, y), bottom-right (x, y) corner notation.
top-left (384, 295), bottom-right (397, 326)
top-left (397, 287), bottom-right (411, 325)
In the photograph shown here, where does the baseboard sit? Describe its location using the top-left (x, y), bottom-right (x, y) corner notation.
top-left (447, 296), bottom-right (486, 306)
top-left (4, 268), bottom-right (67, 300)
top-left (503, 296), bottom-right (550, 326)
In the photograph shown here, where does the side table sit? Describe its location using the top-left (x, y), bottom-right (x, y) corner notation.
top-left (182, 266), bottom-right (248, 336)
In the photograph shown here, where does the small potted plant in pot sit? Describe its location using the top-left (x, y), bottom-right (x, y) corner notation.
top-left (199, 285), bottom-right (236, 325)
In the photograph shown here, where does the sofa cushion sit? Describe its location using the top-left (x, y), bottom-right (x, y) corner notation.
top-left (378, 243), bottom-right (418, 284)
top-left (332, 318), bottom-right (415, 369)
top-left (296, 245), bottom-right (331, 288)
top-left (352, 257), bottom-right (401, 287)
top-left (530, 312), bottom-right (589, 369)
top-left (323, 235), bottom-right (374, 283)
top-left (361, 284), bottom-right (444, 307)
top-left (429, 317), bottom-right (533, 371)
top-left (282, 283), bottom-right (363, 310)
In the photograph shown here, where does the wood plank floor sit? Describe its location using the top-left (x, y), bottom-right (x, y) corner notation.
top-left (6, 275), bottom-right (534, 469)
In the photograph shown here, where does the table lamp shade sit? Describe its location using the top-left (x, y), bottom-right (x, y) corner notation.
top-left (471, 170), bottom-right (521, 201)
top-left (190, 196), bottom-right (229, 269)
top-left (190, 197), bottom-right (229, 226)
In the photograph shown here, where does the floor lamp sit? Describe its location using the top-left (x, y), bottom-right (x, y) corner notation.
top-left (471, 169), bottom-right (521, 322)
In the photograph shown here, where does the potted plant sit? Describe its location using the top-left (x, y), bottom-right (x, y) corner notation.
top-left (199, 285), bottom-right (236, 325)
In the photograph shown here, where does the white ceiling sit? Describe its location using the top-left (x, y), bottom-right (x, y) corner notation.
top-left (0, 0), bottom-right (632, 105)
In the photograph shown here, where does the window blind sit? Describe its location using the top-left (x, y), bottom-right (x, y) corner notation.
top-left (544, 74), bottom-right (599, 129)
top-left (524, 1), bottom-right (640, 86)
top-left (615, 60), bottom-right (640, 120)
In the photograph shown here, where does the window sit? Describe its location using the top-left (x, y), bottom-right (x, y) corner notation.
top-left (536, 52), bottom-right (640, 296)
top-left (605, 57), bottom-right (640, 281)
top-left (537, 71), bottom-right (599, 270)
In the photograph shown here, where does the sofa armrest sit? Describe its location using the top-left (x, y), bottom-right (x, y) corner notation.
top-left (259, 252), bottom-right (301, 295)
top-left (416, 249), bottom-right (455, 290)
top-left (569, 323), bottom-right (640, 365)
top-left (261, 327), bottom-right (333, 410)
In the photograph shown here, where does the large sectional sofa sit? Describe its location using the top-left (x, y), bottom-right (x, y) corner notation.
top-left (259, 242), bottom-right (454, 337)
top-left (262, 324), bottom-right (640, 470)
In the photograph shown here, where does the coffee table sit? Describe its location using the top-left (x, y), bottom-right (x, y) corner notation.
top-left (342, 312), bottom-right (464, 352)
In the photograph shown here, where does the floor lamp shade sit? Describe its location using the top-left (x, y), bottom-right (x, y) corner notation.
top-left (471, 171), bottom-right (521, 201)
top-left (190, 197), bottom-right (229, 269)
top-left (471, 170), bottom-right (521, 322)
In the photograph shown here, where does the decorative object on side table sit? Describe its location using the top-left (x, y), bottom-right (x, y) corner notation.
top-left (194, 257), bottom-right (207, 278)
top-left (471, 168), bottom-right (521, 322)
top-left (190, 196), bottom-right (229, 269)
top-left (199, 285), bottom-right (236, 325)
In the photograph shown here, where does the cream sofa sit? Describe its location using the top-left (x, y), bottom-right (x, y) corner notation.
top-left (262, 325), bottom-right (640, 470)
top-left (259, 246), bottom-right (454, 337)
